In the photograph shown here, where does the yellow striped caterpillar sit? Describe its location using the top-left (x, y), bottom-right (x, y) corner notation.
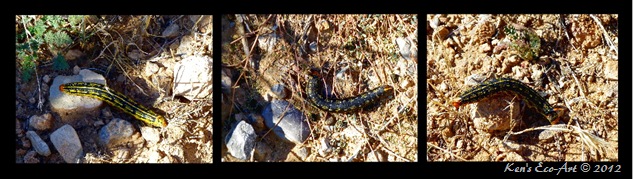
top-left (59, 82), bottom-right (167, 128)
top-left (306, 70), bottom-right (393, 113)
top-left (452, 78), bottom-right (563, 124)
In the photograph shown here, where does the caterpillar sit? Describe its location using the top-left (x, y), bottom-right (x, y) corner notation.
top-left (306, 70), bottom-right (393, 113)
top-left (452, 78), bottom-right (563, 124)
top-left (59, 82), bottom-right (167, 128)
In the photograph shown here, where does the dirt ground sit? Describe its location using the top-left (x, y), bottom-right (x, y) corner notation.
top-left (426, 14), bottom-right (618, 161)
top-left (221, 14), bottom-right (418, 162)
top-left (15, 15), bottom-right (213, 163)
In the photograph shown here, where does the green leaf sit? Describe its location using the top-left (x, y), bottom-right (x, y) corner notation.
top-left (44, 31), bottom-right (72, 49)
top-left (18, 53), bottom-right (36, 81)
top-left (52, 52), bottom-right (69, 71)
top-left (32, 19), bottom-right (47, 38)
top-left (68, 15), bottom-right (84, 27)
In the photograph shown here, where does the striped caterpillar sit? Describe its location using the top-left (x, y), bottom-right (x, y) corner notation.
top-left (452, 78), bottom-right (563, 124)
top-left (59, 82), bottom-right (167, 128)
top-left (306, 70), bottom-right (393, 113)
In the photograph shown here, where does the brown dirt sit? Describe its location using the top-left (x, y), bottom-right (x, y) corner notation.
top-left (426, 14), bottom-right (618, 162)
top-left (221, 14), bottom-right (417, 162)
top-left (15, 15), bottom-right (213, 163)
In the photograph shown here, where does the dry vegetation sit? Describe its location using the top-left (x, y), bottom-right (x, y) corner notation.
top-left (426, 14), bottom-right (618, 161)
top-left (16, 15), bottom-right (213, 163)
top-left (221, 14), bottom-right (417, 162)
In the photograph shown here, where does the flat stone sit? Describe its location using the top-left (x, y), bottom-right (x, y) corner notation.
top-left (262, 100), bottom-right (310, 144)
top-left (26, 131), bottom-right (51, 156)
top-left (225, 120), bottom-right (256, 160)
top-left (29, 113), bottom-right (54, 131)
top-left (98, 118), bottom-right (136, 148)
top-left (50, 124), bottom-right (83, 163)
top-left (173, 55), bottom-right (213, 100)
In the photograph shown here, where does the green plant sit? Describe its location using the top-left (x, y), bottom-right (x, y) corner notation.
top-left (16, 15), bottom-right (89, 81)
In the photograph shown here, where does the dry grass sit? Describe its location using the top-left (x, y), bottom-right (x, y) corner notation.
top-left (426, 14), bottom-right (618, 162)
top-left (221, 14), bottom-right (417, 162)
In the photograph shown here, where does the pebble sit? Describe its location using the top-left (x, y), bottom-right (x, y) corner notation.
top-left (23, 150), bottom-right (39, 163)
top-left (604, 60), bottom-right (618, 80)
top-left (42, 75), bottom-right (50, 84)
top-left (538, 129), bottom-right (558, 142)
top-left (29, 113), bottom-right (54, 131)
top-left (26, 131), bottom-right (51, 156)
top-left (262, 100), bottom-right (310, 144)
top-left (98, 118), bottom-right (136, 148)
top-left (50, 124), bottom-right (83, 163)
top-left (140, 126), bottom-right (161, 144)
top-left (162, 23), bottom-right (180, 38)
top-left (225, 120), bottom-right (256, 160)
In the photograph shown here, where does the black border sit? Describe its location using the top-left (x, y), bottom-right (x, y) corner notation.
top-left (9, 0), bottom-right (630, 178)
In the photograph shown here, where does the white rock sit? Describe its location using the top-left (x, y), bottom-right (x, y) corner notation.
top-left (29, 113), bottom-right (53, 131)
top-left (173, 55), bottom-right (213, 100)
top-left (140, 126), bottom-right (161, 144)
top-left (26, 131), bottom-right (51, 156)
top-left (98, 119), bottom-right (136, 148)
top-left (50, 124), bottom-right (83, 163)
top-left (225, 120), bottom-right (256, 160)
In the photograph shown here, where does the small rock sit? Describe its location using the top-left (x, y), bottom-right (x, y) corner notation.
top-left (93, 120), bottom-right (105, 127)
top-left (144, 62), bottom-right (160, 77)
top-left (500, 151), bottom-right (525, 161)
top-left (64, 49), bottom-right (84, 60)
top-left (162, 23), bottom-right (180, 38)
top-left (471, 93), bottom-right (521, 133)
top-left (538, 129), bottom-right (558, 142)
top-left (271, 84), bottom-right (288, 99)
top-left (21, 137), bottom-right (31, 148)
top-left (396, 37), bottom-right (417, 62)
top-left (257, 33), bottom-right (279, 53)
top-left (479, 43), bottom-right (492, 53)
top-left (165, 126), bottom-right (185, 144)
top-left (294, 147), bottom-right (308, 159)
top-left (433, 25), bottom-right (449, 42)
top-left (23, 150), bottom-right (39, 163)
top-left (29, 113), bottom-right (54, 131)
top-left (73, 66), bottom-right (81, 75)
top-left (318, 137), bottom-right (332, 157)
top-left (604, 60), bottom-right (618, 80)
top-left (50, 124), bottom-right (83, 163)
top-left (225, 120), bottom-right (257, 160)
top-left (221, 69), bottom-right (233, 94)
top-left (173, 55), bottom-right (213, 100)
top-left (140, 126), bottom-right (161, 144)
top-left (262, 100), bottom-right (310, 144)
top-left (367, 150), bottom-right (387, 162)
top-left (29, 97), bottom-right (36, 104)
top-left (26, 131), bottom-right (51, 156)
top-left (98, 118), bottom-right (136, 148)
top-left (499, 140), bottom-right (523, 152)
top-left (43, 75), bottom-right (50, 84)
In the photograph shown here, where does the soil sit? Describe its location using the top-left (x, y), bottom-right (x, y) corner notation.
top-left (15, 15), bottom-right (213, 163)
top-left (221, 14), bottom-right (418, 162)
top-left (426, 14), bottom-right (618, 161)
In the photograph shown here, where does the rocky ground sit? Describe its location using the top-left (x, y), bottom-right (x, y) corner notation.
top-left (16, 15), bottom-right (213, 163)
top-left (221, 14), bottom-right (418, 162)
top-left (426, 14), bottom-right (618, 161)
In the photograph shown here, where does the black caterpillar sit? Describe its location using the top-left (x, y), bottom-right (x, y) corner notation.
top-left (306, 70), bottom-right (393, 113)
top-left (452, 77), bottom-right (564, 124)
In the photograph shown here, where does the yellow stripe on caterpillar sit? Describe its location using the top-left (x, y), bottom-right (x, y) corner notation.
top-left (59, 82), bottom-right (167, 128)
